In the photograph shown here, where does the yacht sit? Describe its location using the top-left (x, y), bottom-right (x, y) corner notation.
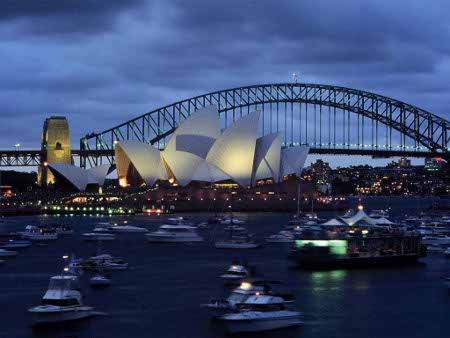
top-left (82, 233), bottom-right (116, 241)
top-left (266, 231), bottom-right (294, 243)
top-left (220, 263), bottom-right (251, 283)
top-left (146, 225), bottom-right (204, 243)
top-left (0, 248), bottom-right (17, 257)
top-left (18, 225), bottom-right (58, 241)
top-left (28, 274), bottom-right (95, 325)
top-left (219, 294), bottom-right (303, 333)
top-left (202, 281), bottom-right (266, 317)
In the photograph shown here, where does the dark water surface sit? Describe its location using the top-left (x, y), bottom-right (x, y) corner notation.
top-left (0, 204), bottom-right (449, 338)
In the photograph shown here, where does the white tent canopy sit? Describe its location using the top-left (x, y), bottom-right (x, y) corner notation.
top-left (321, 218), bottom-right (346, 226)
top-left (341, 209), bottom-right (377, 226)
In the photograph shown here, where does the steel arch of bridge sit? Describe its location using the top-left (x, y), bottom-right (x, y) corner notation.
top-left (80, 83), bottom-right (450, 167)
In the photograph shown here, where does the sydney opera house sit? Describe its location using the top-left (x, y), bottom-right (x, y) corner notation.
top-left (47, 106), bottom-right (309, 192)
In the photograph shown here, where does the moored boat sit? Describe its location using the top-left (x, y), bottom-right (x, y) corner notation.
top-left (146, 225), bottom-right (203, 243)
top-left (28, 274), bottom-right (95, 325)
top-left (219, 294), bottom-right (303, 333)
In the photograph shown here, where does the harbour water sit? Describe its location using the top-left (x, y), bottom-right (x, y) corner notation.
top-left (0, 201), bottom-right (449, 338)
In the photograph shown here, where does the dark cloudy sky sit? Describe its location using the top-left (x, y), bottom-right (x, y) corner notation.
top-left (1, 0), bottom-right (449, 162)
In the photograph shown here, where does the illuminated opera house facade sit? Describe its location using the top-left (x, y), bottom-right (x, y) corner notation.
top-left (115, 105), bottom-right (309, 189)
top-left (46, 106), bottom-right (309, 192)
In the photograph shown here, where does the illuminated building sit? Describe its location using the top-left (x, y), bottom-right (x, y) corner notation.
top-left (115, 105), bottom-right (310, 188)
top-left (38, 117), bottom-right (71, 186)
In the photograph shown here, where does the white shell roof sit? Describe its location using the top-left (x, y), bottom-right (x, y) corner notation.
top-left (48, 163), bottom-right (110, 191)
top-left (206, 111), bottom-right (261, 187)
top-left (253, 133), bottom-right (281, 184)
top-left (162, 105), bottom-right (221, 186)
top-left (87, 164), bottom-right (110, 186)
top-left (115, 141), bottom-right (167, 186)
top-left (47, 163), bottom-right (89, 191)
top-left (280, 146), bottom-right (310, 179)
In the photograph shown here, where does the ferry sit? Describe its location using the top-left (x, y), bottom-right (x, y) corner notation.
top-left (289, 234), bottom-right (426, 269)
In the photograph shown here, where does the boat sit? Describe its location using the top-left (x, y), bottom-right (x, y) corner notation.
top-left (369, 210), bottom-right (390, 219)
top-left (0, 239), bottom-right (32, 249)
top-left (82, 233), bottom-right (116, 241)
top-left (220, 262), bottom-right (251, 283)
top-left (221, 217), bottom-right (245, 225)
top-left (201, 281), bottom-right (266, 317)
top-left (166, 217), bottom-right (195, 226)
top-left (83, 254), bottom-right (128, 271)
top-left (53, 224), bottom-right (74, 235)
top-left (146, 225), bottom-right (204, 243)
top-left (422, 235), bottom-right (450, 246)
top-left (223, 225), bottom-right (247, 232)
top-left (93, 222), bottom-right (148, 233)
top-left (18, 225), bottom-right (58, 241)
top-left (28, 274), bottom-right (95, 325)
top-left (427, 244), bottom-right (445, 253)
top-left (444, 247), bottom-right (450, 256)
top-left (90, 273), bottom-right (111, 287)
top-left (215, 235), bottom-right (260, 249)
top-left (289, 233), bottom-right (427, 269)
top-left (0, 248), bottom-right (17, 257)
top-left (266, 231), bottom-right (295, 243)
top-left (219, 294), bottom-right (303, 333)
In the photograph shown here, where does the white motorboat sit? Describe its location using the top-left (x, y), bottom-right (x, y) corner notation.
top-left (266, 231), bottom-right (294, 243)
top-left (422, 235), bottom-right (450, 246)
top-left (18, 225), bottom-right (58, 241)
top-left (444, 247), bottom-right (450, 256)
top-left (202, 281), bottom-right (266, 317)
top-left (146, 225), bottom-right (204, 243)
top-left (28, 274), bottom-right (95, 325)
top-left (0, 248), bottom-right (17, 257)
top-left (221, 217), bottom-right (245, 225)
top-left (219, 294), bottom-right (303, 333)
top-left (82, 233), bottom-right (116, 241)
top-left (220, 263), bottom-right (251, 283)
top-left (90, 274), bottom-right (111, 287)
top-left (0, 239), bottom-right (32, 249)
top-left (93, 222), bottom-right (148, 233)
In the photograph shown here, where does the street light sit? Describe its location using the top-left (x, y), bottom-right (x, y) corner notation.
top-left (14, 143), bottom-right (21, 151)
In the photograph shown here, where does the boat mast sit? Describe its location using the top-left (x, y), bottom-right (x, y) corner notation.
top-left (296, 178), bottom-right (301, 220)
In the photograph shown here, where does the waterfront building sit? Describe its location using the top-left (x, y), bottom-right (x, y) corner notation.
top-left (115, 105), bottom-right (310, 188)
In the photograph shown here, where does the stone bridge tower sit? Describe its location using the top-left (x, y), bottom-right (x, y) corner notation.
top-left (38, 116), bottom-right (71, 186)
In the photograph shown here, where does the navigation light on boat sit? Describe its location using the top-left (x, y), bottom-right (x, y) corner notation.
top-left (62, 255), bottom-right (69, 259)
top-left (63, 267), bottom-right (69, 272)
top-left (358, 205), bottom-right (364, 210)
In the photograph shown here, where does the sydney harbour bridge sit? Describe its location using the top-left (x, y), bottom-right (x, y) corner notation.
top-left (0, 83), bottom-right (449, 168)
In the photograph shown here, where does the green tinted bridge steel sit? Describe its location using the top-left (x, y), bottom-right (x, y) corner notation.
top-left (80, 83), bottom-right (449, 167)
